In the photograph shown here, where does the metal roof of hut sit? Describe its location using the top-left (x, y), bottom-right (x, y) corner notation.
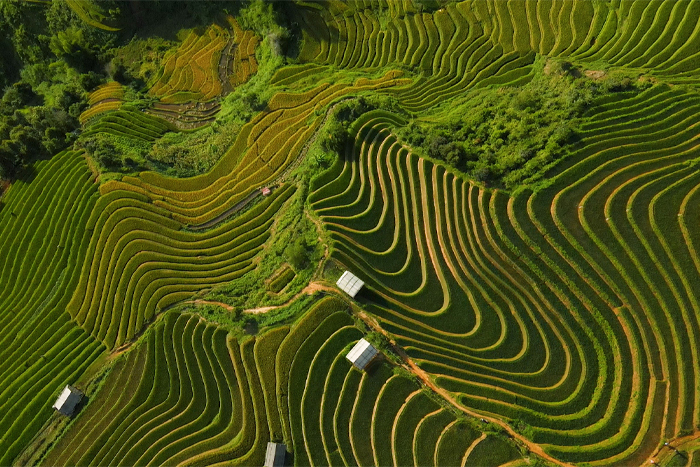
top-left (346, 338), bottom-right (379, 370)
top-left (264, 442), bottom-right (286, 467)
top-left (336, 271), bottom-right (364, 298)
top-left (52, 385), bottom-right (83, 416)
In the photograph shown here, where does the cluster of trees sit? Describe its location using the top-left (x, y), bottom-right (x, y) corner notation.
top-left (321, 97), bottom-right (375, 154)
top-left (0, 84), bottom-right (75, 179)
top-left (0, 0), bottom-right (297, 184)
top-left (399, 59), bottom-right (645, 190)
top-left (321, 95), bottom-right (400, 155)
top-left (0, 0), bottom-right (116, 180)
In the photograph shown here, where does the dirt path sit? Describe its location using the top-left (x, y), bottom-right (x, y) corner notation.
top-left (188, 299), bottom-right (236, 311)
top-left (186, 281), bottom-right (339, 314)
top-left (353, 308), bottom-right (575, 467)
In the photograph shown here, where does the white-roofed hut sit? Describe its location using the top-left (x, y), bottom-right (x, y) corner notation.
top-left (336, 271), bottom-right (364, 298)
top-left (264, 442), bottom-right (286, 467)
top-left (346, 338), bottom-right (379, 370)
top-left (52, 385), bottom-right (83, 416)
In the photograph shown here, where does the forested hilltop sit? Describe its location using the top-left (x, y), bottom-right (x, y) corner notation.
top-left (0, 0), bottom-right (274, 183)
top-left (3, 1), bottom-right (700, 466)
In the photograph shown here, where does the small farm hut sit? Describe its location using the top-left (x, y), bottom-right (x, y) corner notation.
top-left (262, 187), bottom-right (272, 196)
top-left (53, 385), bottom-right (83, 416)
top-left (346, 338), bottom-right (379, 370)
top-left (336, 271), bottom-right (364, 298)
top-left (264, 442), bottom-right (286, 467)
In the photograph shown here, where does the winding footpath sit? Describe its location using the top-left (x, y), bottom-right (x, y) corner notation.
top-left (353, 308), bottom-right (576, 467)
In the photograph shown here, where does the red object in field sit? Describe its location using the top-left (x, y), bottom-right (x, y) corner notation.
top-left (262, 187), bottom-right (271, 196)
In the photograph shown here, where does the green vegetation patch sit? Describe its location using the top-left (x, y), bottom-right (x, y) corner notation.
top-left (267, 264), bottom-right (296, 293)
top-left (398, 57), bottom-right (650, 190)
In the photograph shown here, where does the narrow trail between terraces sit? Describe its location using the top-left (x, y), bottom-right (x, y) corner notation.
top-left (186, 281), bottom-right (338, 314)
top-left (353, 307), bottom-right (576, 467)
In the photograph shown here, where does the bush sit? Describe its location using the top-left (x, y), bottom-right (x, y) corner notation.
top-left (320, 96), bottom-right (398, 155)
top-left (284, 238), bottom-right (309, 270)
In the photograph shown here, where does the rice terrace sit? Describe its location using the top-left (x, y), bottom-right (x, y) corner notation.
top-left (4, 0), bottom-right (700, 465)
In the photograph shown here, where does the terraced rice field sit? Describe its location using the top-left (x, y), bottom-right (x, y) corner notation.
top-left (81, 108), bottom-right (175, 142)
top-left (7, 0), bottom-right (700, 465)
top-left (0, 151), bottom-right (104, 464)
top-left (299, 3), bottom-right (700, 461)
top-left (116, 70), bottom-right (409, 226)
top-left (149, 19), bottom-right (258, 103)
top-left (80, 82), bottom-right (125, 124)
top-left (65, 0), bottom-right (120, 31)
top-left (296, 0), bottom-right (700, 108)
top-left (45, 298), bottom-right (523, 467)
top-left (309, 89), bottom-right (700, 462)
top-left (66, 182), bottom-right (294, 349)
top-left (145, 101), bottom-right (221, 131)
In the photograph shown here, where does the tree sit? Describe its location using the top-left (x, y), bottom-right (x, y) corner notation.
top-left (284, 238), bottom-right (308, 270)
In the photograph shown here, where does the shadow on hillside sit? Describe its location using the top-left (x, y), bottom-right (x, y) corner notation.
top-left (285, 4), bottom-right (339, 60)
top-left (244, 319), bottom-right (258, 335)
top-left (284, 448), bottom-right (294, 466)
top-left (69, 394), bottom-right (89, 419)
top-left (355, 288), bottom-right (389, 309)
top-left (16, 164), bottom-right (38, 185)
top-left (122, 3), bottom-right (244, 42)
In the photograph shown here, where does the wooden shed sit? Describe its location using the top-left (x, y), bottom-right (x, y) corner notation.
top-left (346, 338), bottom-right (379, 370)
top-left (52, 385), bottom-right (83, 417)
top-left (264, 442), bottom-right (286, 467)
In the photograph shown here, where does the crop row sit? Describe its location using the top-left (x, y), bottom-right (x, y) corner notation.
top-left (44, 296), bottom-right (524, 466)
top-left (291, 0), bottom-right (700, 112)
top-left (43, 312), bottom-right (270, 466)
top-left (309, 87), bottom-right (700, 463)
top-left (87, 82), bottom-right (124, 106)
top-left (106, 70), bottom-right (410, 226)
top-left (80, 83), bottom-right (127, 125)
top-left (79, 100), bottom-right (123, 125)
top-left (82, 109), bottom-right (175, 142)
top-left (267, 265), bottom-right (296, 293)
top-left (67, 183), bottom-right (295, 349)
top-left (0, 150), bottom-right (105, 465)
